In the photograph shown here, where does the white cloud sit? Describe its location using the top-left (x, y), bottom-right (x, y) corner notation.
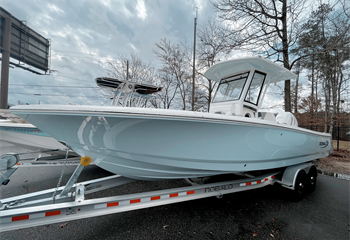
top-left (136, 0), bottom-right (147, 20)
top-left (193, 0), bottom-right (203, 13)
top-left (128, 43), bottom-right (137, 51)
top-left (100, 0), bottom-right (111, 7)
top-left (2, 0), bottom-right (216, 106)
top-left (47, 4), bottom-right (64, 14)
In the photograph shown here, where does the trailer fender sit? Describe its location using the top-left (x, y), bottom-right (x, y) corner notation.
top-left (280, 162), bottom-right (314, 190)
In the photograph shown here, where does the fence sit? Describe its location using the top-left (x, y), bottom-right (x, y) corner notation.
top-left (299, 125), bottom-right (350, 142)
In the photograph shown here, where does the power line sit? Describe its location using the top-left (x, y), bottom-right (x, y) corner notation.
top-left (52, 49), bottom-right (116, 60)
top-left (51, 49), bottom-right (112, 61)
top-left (52, 54), bottom-right (106, 61)
top-left (52, 72), bottom-right (83, 76)
top-left (9, 84), bottom-right (98, 88)
top-left (52, 49), bottom-right (99, 56)
top-left (8, 92), bottom-right (107, 98)
top-left (55, 75), bottom-right (97, 82)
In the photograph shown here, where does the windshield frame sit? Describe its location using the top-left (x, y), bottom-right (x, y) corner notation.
top-left (244, 71), bottom-right (267, 106)
top-left (212, 71), bottom-right (250, 103)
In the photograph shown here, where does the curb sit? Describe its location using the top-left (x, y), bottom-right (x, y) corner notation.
top-left (317, 169), bottom-right (350, 180)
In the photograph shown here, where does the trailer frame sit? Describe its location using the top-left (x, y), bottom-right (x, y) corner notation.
top-left (0, 152), bottom-right (318, 232)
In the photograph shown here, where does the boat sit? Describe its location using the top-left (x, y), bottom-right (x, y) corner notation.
top-left (0, 109), bottom-right (65, 150)
top-left (10, 57), bottom-right (331, 180)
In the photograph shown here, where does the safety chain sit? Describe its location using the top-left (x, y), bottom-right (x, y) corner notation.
top-left (52, 147), bottom-right (69, 203)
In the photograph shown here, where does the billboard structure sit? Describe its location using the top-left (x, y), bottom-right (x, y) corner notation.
top-left (0, 7), bottom-right (50, 108)
top-left (0, 7), bottom-right (50, 73)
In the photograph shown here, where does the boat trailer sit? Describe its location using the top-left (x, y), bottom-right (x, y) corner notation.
top-left (0, 151), bottom-right (318, 232)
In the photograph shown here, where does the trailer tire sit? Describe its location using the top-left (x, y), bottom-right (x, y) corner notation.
top-left (292, 170), bottom-right (307, 201)
top-left (306, 166), bottom-right (317, 193)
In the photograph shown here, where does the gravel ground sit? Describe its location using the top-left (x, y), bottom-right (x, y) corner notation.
top-left (318, 149), bottom-right (350, 175)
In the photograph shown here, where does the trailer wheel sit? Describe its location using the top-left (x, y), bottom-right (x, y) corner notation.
top-left (307, 166), bottom-right (317, 193)
top-left (292, 170), bottom-right (307, 201)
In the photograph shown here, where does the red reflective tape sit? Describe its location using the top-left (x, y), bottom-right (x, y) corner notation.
top-left (107, 202), bottom-right (119, 207)
top-left (271, 175), bottom-right (275, 179)
top-left (45, 210), bottom-right (61, 217)
top-left (264, 178), bottom-right (268, 181)
top-left (257, 180), bottom-right (261, 184)
top-left (12, 215), bottom-right (29, 222)
top-left (187, 191), bottom-right (195, 195)
top-left (170, 193), bottom-right (178, 198)
top-left (246, 182), bottom-right (252, 186)
top-left (130, 199), bottom-right (141, 204)
top-left (151, 196), bottom-right (161, 201)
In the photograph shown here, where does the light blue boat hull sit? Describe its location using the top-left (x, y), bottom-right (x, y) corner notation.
top-left (13, 108), bottom-right (331, 180)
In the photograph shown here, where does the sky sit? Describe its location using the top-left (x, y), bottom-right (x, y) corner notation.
top-left (0, 0), bottom-right (216, 106)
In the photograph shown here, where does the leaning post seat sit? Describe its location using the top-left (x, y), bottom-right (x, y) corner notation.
top-left (276, 112), bottom-right (298, 127)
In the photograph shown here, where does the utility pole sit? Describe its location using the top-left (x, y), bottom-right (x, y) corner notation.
top-left (126, 60), bottom-right (129, 80)
top-left (191, 8), bottom-right (197, 111)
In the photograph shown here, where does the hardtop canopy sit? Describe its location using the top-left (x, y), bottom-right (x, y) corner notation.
top-left (204, 57), bottom-right (296, 84)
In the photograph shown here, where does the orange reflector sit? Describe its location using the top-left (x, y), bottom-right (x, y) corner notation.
top-left (80, 156), bottom-right (91, 166)
top-left (151, 196), bottom-right (161, 201)
top-left (130, 199), bottom-right (141, 204)
top-left (107, 202), bottom-right (119, 207)
top-left (45, 210), bottom-right (61, 217)
top-left (170, 193), bottom-right (178, 198)
top-left (12, 215), bottom-right (29, 221)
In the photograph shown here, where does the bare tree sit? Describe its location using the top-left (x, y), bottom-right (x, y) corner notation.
top-left (291, 61), bottom-right (302, 114)
top-left (295, 3), bottom-right (350, 139)
top-left (149, 70), bottom-right (179, 109)
top-left (211, 0), bottom-right (307, 112)
top-left (154, 38), bottom-right (192, 110)
top-left (196, 18), bottom-right (232, 111)
top-left (298, 96), bottom-right (323, 113)
top-left (105, 52), bottom-right (157, 84)
top-left (102, 52), bottom-right (158, 106)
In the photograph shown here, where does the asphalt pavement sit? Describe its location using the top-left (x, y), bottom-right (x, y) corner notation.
top-left (0, 165), bottom-right (349, 240)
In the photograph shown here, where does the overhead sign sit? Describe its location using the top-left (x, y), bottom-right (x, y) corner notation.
top-left (0, 7), bottom-right (50, 72)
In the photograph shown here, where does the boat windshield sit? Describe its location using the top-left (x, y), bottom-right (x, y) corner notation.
top-left (244, 71), bottom-right (266, 105)
top-left (213, 72), bottom-right (249, 103)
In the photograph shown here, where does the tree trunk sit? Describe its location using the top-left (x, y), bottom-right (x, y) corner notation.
top-left (282, 0), bottom-right (291, 112)
top-left (294, 64), bottom-right (300, 113)
top-left (311, 55), bottom-right (315, 117)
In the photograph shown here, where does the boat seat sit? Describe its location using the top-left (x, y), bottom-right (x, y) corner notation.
top-left (258, 112), bottom-right (276, 122)
top-left (276, 112), bottom-right (298, 127)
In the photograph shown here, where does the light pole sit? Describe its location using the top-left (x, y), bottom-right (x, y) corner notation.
top-left (191, 8), bottom-right (197, 111)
